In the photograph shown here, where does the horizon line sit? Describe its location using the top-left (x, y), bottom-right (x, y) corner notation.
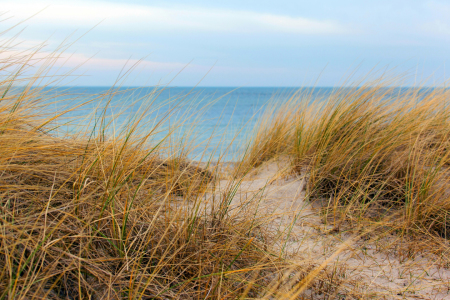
top-left (34, 85), bottom-right (449, 89)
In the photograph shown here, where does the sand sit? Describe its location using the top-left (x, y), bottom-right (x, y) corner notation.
top-left (211, 158), bottom-right (450, 299)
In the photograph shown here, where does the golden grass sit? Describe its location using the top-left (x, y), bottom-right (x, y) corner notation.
top-left (297, 84), bottom-right (450, 240)
top-left (0, 90), bottom-right (289, 298)
top-left (243, 76), bottom-right (450, 252)
top-left (4, 21), bottom-right (450, 298)
top-left (1, 28), bottom-right (356, 299)
top-left (237, 90), bottom-right (308, 172)
top-left (0, 35), bottom-right (289, 298)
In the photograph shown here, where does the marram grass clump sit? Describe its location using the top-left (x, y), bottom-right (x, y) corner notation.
top-left (243, 79), bottom-right (450, 244)
top-left (0, 50), bottom-right (285, 299)
top-left (5, 22), bottom-right (450, 298)
top-left (0, 26), bottom-right (359, 299)
top-left (294, 85), bottom-right (450, 239)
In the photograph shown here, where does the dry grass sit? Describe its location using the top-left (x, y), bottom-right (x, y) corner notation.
top-left (238, 90), bottom-right (309, 172)
top-left (235, 78), bottom-right (450, 298)
top-left (243, 75), bottom-right (450, 252)
top-left (0, 88), bottom-right (290, 298)
top-left (0, 27), bottom-right (355, 299)
top-left (295, 83), bottom-right (450, 241)
top-left (0, 34), bottom-right (287, 299)
top-left (5, 20), bottom-right (450, 299)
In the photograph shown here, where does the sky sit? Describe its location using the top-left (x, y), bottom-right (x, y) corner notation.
top-left (2, 0), bottom-right (450, 86)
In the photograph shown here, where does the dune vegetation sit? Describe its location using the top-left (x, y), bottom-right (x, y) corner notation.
top-left (245, 78), bottom-right (450, 251)
top-left (0, 48), bottom-right (283, 299)
top-left (2, 24), bottom-right (450, 299)
top-left (0, 26), bottom-right (348, 299)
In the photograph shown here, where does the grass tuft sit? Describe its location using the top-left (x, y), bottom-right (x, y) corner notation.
top-left (0, 31), bottom-right (289, 299)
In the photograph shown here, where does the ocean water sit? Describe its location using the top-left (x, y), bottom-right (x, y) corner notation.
top-left (37, 86), bottom-right (425, 161)
top-left (38, 86), bottom-right (313, 161)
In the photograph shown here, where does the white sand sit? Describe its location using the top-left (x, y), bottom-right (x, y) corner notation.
top-left (213, 158), bottom-right (450, 299)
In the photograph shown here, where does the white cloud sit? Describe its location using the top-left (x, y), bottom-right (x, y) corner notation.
top-left (2, 0), bottom-right (347, 35)
top-left (63, 54), bottom-right (192, 71)
top-left (0, 48), bottom-right (198, 74)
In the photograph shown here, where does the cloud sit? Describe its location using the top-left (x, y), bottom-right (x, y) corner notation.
top-left (62, 54), bottom-right (191, 71)
top-left (2, 0), bottom-right (347, 35)
top-left (0, 48), bottom-right (197, 74)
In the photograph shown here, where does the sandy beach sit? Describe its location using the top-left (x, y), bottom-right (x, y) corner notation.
top-left (211, 158), bottom-right (450, 298)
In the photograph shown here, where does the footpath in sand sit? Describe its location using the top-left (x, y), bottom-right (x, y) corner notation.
top-left (213, 158), bottom-right (450, 299)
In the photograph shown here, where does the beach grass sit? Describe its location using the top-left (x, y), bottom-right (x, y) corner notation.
top-left (298, 84), bottom-right (450, 244)
top-left (3, 24), bottom-right (450, 299)
top-left (0, 41), bottom-right (282, 299)
top-left (243, 76), bottom-right (450, 253)
top-left (1, 30), bottom-right (353, 299)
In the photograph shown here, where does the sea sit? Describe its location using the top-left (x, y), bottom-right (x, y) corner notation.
top-left (36, 86), bottom-right (307, 161)
top-left (36, 86), bottom-right (425, 161)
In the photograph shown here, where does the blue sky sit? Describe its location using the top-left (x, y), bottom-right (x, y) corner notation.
top-left (2, 0), bottom-right (449, 86)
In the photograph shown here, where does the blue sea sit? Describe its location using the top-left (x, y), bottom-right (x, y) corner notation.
top-left (38, 86), bottom-right (422, 161)
top-left (38, 87), bottom-right (304, 161)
